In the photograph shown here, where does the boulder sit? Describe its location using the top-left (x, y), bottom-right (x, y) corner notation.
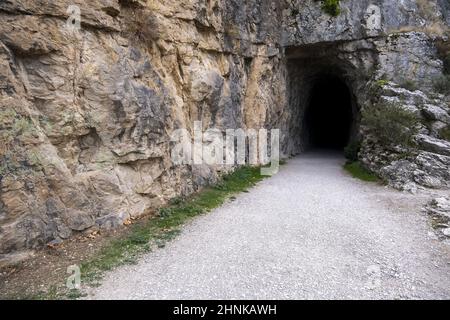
top-left (416, 134), bottom-right (450, 156)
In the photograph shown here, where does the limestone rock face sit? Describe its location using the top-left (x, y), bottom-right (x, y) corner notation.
top-left (0, 0), bottom-right (449, 262)
top-left (0, 0), bottom-right (286, 262)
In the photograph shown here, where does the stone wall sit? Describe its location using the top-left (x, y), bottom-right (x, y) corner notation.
top-left (0, 0), bottom-right (288, 264)
top-left (0, 0), bottom-right (449, 264)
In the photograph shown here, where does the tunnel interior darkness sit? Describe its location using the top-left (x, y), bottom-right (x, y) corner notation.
top-left (303, 75), bottom-right (354, 150)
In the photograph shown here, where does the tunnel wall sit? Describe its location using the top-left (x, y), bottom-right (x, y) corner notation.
top-left (283, 42), bottom-right (375, 155)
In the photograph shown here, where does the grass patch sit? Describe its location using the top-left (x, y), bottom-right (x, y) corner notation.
top-left (320, 0), bottom-right (341, 17)
top-left (80, 166), bottom-right (267, 286)
top-left (376, 79), bottom-right (389, 87)
top-left (344, 162), bottom-right (380, 183)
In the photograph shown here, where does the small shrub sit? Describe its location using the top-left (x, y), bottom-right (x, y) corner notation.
top-left (432, 75), bottom-right (450, 95)
top-left (320, 0), bottom-right (341, 17)
top-left (362, 102), bottom-right (420, 148)
top-left (169, 197), bottom-right (184, 206)
top-left (157, 207), bottom-right (173, 218)
top-left (344, 140), bottom-right (361, 162)
top-left (376, 79), bottom-right (389, 87)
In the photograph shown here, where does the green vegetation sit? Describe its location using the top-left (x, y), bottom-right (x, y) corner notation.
top-left (432, 74), bottom-right (450, 95)
top-left (367, 79), bottom-right (386, 98)
top-left (362, 102), bottom-right (420, 148)
top-left (344, 140), bottom-right (361, 162)
top-left (320, 0), bottom-right (341, 17)
top-left (80, 166), bottom-right (267, 285)
top-left (376, 79), bottom-right (389, 87)
top-left (344, 162), bottom-right (380, 183)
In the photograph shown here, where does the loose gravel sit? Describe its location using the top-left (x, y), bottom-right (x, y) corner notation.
top-left (87, 152), bottom-right (450, 300)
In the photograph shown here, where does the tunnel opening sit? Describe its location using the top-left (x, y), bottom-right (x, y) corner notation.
top-left (303, 74), bottom-right (354, 150)
top-left (285, 44), bottom-right (362, 156)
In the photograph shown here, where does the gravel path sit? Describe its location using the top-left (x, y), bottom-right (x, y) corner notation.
top-left (88, 152), bottom-right (450, 300)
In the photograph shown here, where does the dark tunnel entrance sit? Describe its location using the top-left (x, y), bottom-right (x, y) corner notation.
top-left (303, 75), bottom-right (354, 150)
